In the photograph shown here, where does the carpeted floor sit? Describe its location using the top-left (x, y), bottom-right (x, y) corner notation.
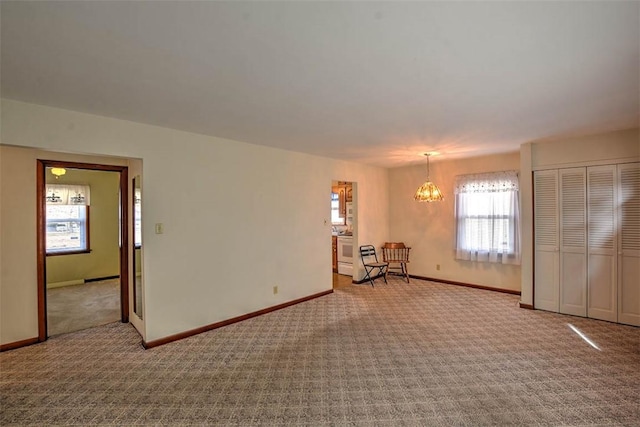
top-left (2, 278), bottom-right (639, 426)
top-left (46, 279), bottom-right (120, 336)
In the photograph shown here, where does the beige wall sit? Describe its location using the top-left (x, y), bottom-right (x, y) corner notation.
top-left (519, 128), bottom-right (640, 306)
top-left (530, 129), bottom-right (640, 169)
top-left (46, 169), bottom-right (120, 286)
top-left (389, 152), bottom-right (522, 292)
top-left (0, 146), bottom-right (39, 343)
top-left (0, 99), bottom-right (389, 345)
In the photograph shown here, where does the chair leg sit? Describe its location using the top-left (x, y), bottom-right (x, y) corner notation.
top-left (403, 263), bottom-right (410, 283)
top-left (364, 266), bottom-right (375, 287)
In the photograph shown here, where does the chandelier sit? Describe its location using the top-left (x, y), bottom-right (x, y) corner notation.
top-left (51, 167), bottom-right (66, 179)
top-left (414, 153), bottom-right (444, 202)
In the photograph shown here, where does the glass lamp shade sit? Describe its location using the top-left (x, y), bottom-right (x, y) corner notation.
top-left (414, 181), bottom-right (444, 202)
top-left (51, 167), bottom-right (66, 178)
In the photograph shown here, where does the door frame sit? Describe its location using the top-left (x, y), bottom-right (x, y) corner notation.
top-left (37, 159), bottom-right (129, 341)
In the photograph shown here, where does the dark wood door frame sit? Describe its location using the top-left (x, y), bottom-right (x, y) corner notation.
top-left (37, 160), bottom-right (129, 342)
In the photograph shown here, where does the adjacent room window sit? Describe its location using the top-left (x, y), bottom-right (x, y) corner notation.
top-left (454, 171), bottom-right (520, 264)
top-left (331, 192), bottom-right (343, 225)
top-left (45, 184), bottom-right (91, 255)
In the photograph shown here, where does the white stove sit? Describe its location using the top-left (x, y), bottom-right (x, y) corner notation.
top-left (337, 236), bottom-right (354, 276)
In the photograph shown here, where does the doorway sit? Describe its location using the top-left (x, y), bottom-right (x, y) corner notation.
top-left (331, 180), bottom-right (355, 288)
top-left (36, 160), bottom-right (129, 341)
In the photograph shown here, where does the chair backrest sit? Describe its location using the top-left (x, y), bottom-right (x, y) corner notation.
top-left (382, 242), bottom-right (411, 262)
top-left (383, 242), bottom-right (406, 249)
top-left (359, 245), bottom-right (380, 264)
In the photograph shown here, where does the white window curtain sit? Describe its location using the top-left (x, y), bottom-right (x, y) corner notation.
top-left (454, 171), bottom-right (520, 264)
top-left (45, 184), bottom-right (91, 205)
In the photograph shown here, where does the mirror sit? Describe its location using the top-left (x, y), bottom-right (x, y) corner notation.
top-left (132, 175), bottom-right (143, 319)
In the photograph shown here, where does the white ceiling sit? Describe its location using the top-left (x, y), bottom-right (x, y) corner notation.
top-left (1, 1), bottom-right (638, 168)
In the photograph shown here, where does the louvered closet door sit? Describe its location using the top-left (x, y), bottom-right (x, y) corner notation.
top-left (587, 165), bottom-right (617, 322)
top-left (559, 168), bottom-right (587, 317)
top-left (617, 162), bottom-right (640, 326)
top-left (534, 170), bottom-right (559, 312)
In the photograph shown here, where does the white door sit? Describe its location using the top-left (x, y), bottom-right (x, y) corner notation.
top-left (587, 165), bottom-right (617, 322)
top-left (617, 162), bottom-right (640, 326)
top-left (559, 168), bottom-right (587, 317)
top-left (534, 170), bottom-right (560, 312)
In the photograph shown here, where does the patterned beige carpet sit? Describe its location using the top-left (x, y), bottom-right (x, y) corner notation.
top-left (1, 278), bottom-right (639, 426)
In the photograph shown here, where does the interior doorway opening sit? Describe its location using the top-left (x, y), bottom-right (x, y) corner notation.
top-left (331, 180), bottom-right (356, 288)
top-left (37, 160), bottom-right (130, 341)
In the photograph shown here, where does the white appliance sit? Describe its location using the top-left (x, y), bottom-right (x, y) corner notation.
top-left (337, 236), bottom-right (354, 275)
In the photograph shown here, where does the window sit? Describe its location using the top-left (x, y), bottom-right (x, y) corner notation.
top-left (454, 171), bottom-right (520, 264)
top-left (331, 192), bottom-right (344, 225)
top-left (45, 184), bottom-right (90, 255)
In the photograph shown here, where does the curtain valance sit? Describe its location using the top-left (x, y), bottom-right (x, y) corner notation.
top-left (45, 184), bottom-right (91, 205)
top-left (454, 171), bottom-right (519, 194)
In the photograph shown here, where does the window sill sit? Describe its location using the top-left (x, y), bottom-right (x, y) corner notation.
top-left (46, 249), bottom-right (91, 257)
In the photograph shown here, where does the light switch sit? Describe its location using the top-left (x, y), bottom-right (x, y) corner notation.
top-left (155, 223), bottom-right (164, 234)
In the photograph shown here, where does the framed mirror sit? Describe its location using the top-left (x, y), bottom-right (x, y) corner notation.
top-left (132, 175), bottom-right (143, 319)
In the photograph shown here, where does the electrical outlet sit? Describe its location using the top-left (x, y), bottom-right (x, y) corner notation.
top-left (273, 285), bottom-right (278, 295)
top-left (436, 264), bottom-right (441, 271)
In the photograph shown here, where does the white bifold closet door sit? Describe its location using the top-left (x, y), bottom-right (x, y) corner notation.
top-left (617, 163), bottom-right (640, 326)
top-left (534, 169), bottom-right (559, 312)
top-left (559, 168), bottom-right (587, 317)
top-left (534, 163), bottom-right (639, 325)
top-left (587, 165), bottom-right (618, 322)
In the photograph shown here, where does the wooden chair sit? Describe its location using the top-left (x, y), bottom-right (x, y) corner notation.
top-left (359, 245), bottom-right (388, 287)
top-left (381, 242), bottom-right (411, 283)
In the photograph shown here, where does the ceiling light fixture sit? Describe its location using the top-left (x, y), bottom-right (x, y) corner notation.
top-left (50, 167), bottom-right (66, 179)
top-left (414, 153), bottom-right (443, 202)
